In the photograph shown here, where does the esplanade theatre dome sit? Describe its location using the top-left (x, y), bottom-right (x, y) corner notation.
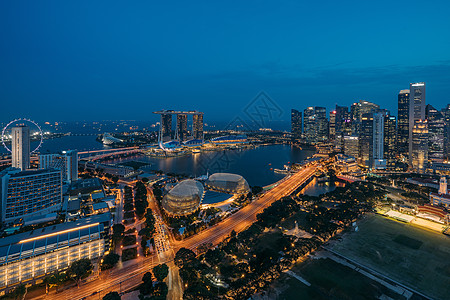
top-left (205, 173), bottom-right (250, 194)
top-left (162, 179), bottom-right (204, 216)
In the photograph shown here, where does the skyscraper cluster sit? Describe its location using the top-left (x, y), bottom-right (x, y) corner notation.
top-left (291, 82), bottom-right (450, 172)
top-left (154, 110), bottom-right (204, 142)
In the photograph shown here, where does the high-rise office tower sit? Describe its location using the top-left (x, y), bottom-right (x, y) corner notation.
top-left (0, 168), bottom-right (62, 225)
top-left (344, 136), bottom-right (359, 158)
top-left (303, 107), bottom-right (316, 143)
top-left (192, 113), bottom-right (204, 140)
top-left (315, 107), bottom-right (328, 142)
top-left (291, 109), bottom-right (302, 140)
top-left (409, 82), bottom-right (426, 167)
top-left (39, 150), bottom-right (78, 183)
top-left (426, 104), bottom-right (445, 163)
top-left (335, 105), bottom-right (349, 135)
top-left (329, 110), bottom-right (336, 140)
top-left (442, 104), bottom-right (450, 161)
top-left (160, 113), bottom-right (173, 141)
top-left (352, 100), bottom-right (379, 136)
top-left (11, 126), bottom-right (30, 171)
top-left (384, 114), bottom-right (397, 167)
top-left (397, 89), bottom-right (410, 156)
top-left (359, 113), bottom-right (374, 167)
top-left (373, 112), bottom-right (385, 169)
top-left (411, 119), bottom-right (428, 172)
top-left (176, 114), bottom-right (188, 141)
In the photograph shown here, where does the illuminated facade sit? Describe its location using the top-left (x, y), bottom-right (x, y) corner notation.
top-left (205, 173), bottom-right (250, 194)
top-left (384, 114), bottom-right (397, 167)
top-left (397, 89), bottom-right (410, 156)
top-left (160, 113), bottom-right (173, 142)
top-left (408, 82), bottom-right (426, 167)
top-left (426, 104), bottom-right (445, 163)
top-left (411, 120), bottom-right (428, 172)
top-left (0, 168), bottom-right (62, 225)
top-left (343, 136), bottom-right (359, 159)
top-left (11, 126), bottom-right (30, 171)
top-left (155, 110), bottom-right (204, 141)
top-left (359, 113), bottom-right (374, 167)
top-left (328, 110), bottom-right (336, 140)
top-left (291, 109), bottom-right (302, 140)
top-left (373, 112), bottom-right (385, 169)
top-left (192, 113), bottom-right (204, 140)
top-left (39, 150), bottom-right (78, 183)
top-left (303, 107), bottom-right (328, 143)
top-left (162, 179), bottom-right (204, 216)
top-left (0, 214), bottom-right (110, 288)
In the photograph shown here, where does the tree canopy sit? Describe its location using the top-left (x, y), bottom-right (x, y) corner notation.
top-left (152, 263), bottom-right (169, 282)
top-left (174, 247), bottom-right (196, 268)
top-left (103, 291), bottom-right (121, 300)
top-left (67, 258), bottom-right (93, 286)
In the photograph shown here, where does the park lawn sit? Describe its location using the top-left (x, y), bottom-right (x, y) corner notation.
top-left (330, 215), bottom-right (450, 300)
top-left (278, 258), bottom-right (406, 300)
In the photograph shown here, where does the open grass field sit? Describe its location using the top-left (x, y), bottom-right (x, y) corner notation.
top-left (278, 258), bottom-right (405, 300)
top-left (329, 215), bottom-right (450, 300)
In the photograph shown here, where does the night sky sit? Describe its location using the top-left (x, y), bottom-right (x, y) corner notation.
top-left (1, 1), bottom-right (450, 124)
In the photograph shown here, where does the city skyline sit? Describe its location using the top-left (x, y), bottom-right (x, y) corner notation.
top-left (2, 1), bottom-right (450, 122)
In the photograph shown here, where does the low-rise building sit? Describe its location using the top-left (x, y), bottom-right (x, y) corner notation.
top-left (0, 213), bottom-right (111, 289)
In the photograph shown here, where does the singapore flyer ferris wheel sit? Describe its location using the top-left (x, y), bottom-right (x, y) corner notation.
top-left (1, 118), bottom-right (44, 153)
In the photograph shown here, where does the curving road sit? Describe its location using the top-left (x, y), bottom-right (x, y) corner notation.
top-left (30, 164), bottom-right (318, 300)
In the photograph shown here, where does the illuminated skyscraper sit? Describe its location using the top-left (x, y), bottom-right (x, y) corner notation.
top-left (291, 109), bottom-right (302, 140)
top-left (426, 104), bottom-right (445, 163)
top-left (384, 114), bottom-right (397, 166)
top-left (192, 113), bottom-right (204, 140)
top-left (176, 114), bottom-right (188, 141)
top-left (329, 110), bottom-right (336, 140)
top-left (315, 107), bottom-right (328, 142)
top-left (11, 126), bottom-right (30, 171)
top-left (303, 107), bottom-right (328, 143)
top-left (373, 112), bottom-right (385, 169)
top-left (160, 113), bottom-right (173, 141)
top-left (359, 113), bottom-right (374, 167)
top-left (344, 136), bottom-right (359, 158)
top-left (303, 107), bottom-right (316, 143)
top-left (397, 89), bottom-right (410, 156)
top-left (352, 100), bottom-right (379, 136)
top-left (335, 105), bottom-right (349, 135)
top-left (409, 82), bottom-right (426, 167)
top-left (411, 119), bottom-right (428, 172)
top-left (442, 104), bottom-right (450, 161)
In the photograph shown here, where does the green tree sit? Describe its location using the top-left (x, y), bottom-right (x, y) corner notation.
top-left (174, 248), bottom-right (196, 268)
top-left (112, 224), bottom-right (125, 242)
top-left (103, 291), bottom-right (121, 300)
top-left (101, 253), bottom-right (120, 270)
top-left (152, 263), bottom-right (169, 282)
top-left (67, 258), bottom-right (93, 286)
top-left (152, 282), bottom-right (168, 300)
top-left (44, 272), bottom-right (66, 293)
top-left (139, 271), bottom-right (154, 296)
top-left (13, 284), bottom-right (26, 300)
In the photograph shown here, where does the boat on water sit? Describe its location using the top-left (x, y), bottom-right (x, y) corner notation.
top-left (192, 149), bottom-right (201, 154)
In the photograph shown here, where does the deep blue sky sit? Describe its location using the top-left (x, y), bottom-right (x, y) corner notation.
top-left (1, 0), bottom-right (450, 124)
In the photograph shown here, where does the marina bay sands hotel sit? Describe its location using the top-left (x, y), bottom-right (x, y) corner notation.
top-left (153, 110), bottom-right (204, 142)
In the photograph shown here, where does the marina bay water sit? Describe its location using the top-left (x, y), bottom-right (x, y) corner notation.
top-left (2, 135), bottom-right (342, 196)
